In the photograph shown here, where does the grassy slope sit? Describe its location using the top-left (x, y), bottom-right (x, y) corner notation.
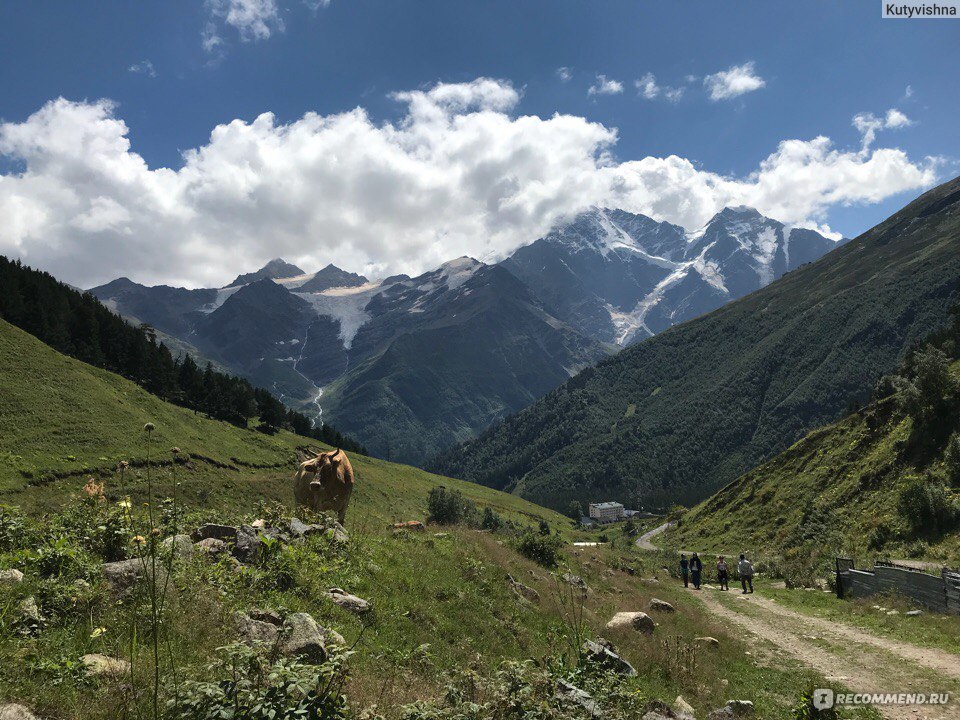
top-left (434, 177), bottom-right (960, 510)
top-left (668, 382), bottom-right (960, 567)
top-left (0, 317), bottom-right (872, 718)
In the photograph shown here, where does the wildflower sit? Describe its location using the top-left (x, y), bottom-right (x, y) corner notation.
top-left (131, 535), bottom-right (146, 547)
top-left (118, 498), bottom-right (132, 509)
top-left (90, 626), bottom-right (107, 639)
top-left (81, 477), bottom-right (106, 502)
top-left (143, 422), bottom-right (155, 432)
top-left (151, 528), bottom-right (161, 537)
top-left (118, 460), bottom-right (129, 470)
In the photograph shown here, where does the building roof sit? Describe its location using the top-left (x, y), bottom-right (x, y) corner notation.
top-left (590, 501), bottom-right (624, 510)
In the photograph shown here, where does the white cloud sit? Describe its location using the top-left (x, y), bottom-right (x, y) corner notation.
top-left (852, 108), bottom-right (913, 150)
top-left (128, 60), bottom-right (157, 78)
top-left (635, 73), bottom-right (684, 103)
top-left (703, 62), bottom-right (766, 101)
top-left (207, 0), bottom-right (283, 41)
top-left (636, 73), bottom-right (659, 100)
top-left (588, 74), bottom-right (624, 96)
top-left (556, 67), bottom-right (572, 83)
top-left (0, 79), bottom-right (939, 289)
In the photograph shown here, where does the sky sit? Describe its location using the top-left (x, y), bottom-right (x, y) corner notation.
top-left (0, 0), bottom-right (957, 289)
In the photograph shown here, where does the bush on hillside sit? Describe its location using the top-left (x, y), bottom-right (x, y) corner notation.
top-left (945, 432), bottom-right (960, 486)
top-left (514, 530), bottom-right (563, 567)
top-left (566, 500), bottom-right (583, 521)
top-left (893, 346), bottom-right (959, 432)
top-left (898, 477), bottom-right (959, 536)
top-left (427, 486), bottom-right (478, 526)
top-left (481, 506), bottom-right (503, 531)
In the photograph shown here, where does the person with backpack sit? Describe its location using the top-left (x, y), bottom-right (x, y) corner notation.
top-left (716, 555), bottom-right (729, 591)
top-left (690, 552), bottom-right (703, 590)
top-left (679, 554), bottom-right (689, 588)
top-left (738, 553), bottom-right (754, 593)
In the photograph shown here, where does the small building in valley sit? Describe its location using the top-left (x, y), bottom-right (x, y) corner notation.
top-left (588, 501), bottom-right (625, 523)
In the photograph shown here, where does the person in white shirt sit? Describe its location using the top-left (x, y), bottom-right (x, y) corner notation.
top-left (738, 554), bottom-right (754, 594)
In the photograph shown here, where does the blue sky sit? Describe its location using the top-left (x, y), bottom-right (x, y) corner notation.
top-left (0, 1), bottom-right (956, 287)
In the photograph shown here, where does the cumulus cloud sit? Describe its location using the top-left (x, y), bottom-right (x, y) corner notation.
top-left (128, 60), bottom-right (157, 78)
top-left (0, 78), bottom-right (938, 289)
top-left (703, 62), bottom-right (766, 101)
top-left (207, 0), bottom-right (283, 41)
top-left (588, 75), bottom-right (624, 96)
top-left (556, 67), bottom-right (572, 83)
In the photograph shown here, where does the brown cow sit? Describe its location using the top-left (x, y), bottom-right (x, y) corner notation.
top-left (293, 449), bottom-right (354, 525)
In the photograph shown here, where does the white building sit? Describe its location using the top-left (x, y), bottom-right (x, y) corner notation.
top-left (588, 502), bottom-right (625, 523)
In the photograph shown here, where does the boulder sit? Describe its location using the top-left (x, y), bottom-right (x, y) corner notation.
top-left (324, 588), bottom-right (371, 614)
top-left (606, 611), bottom-right (655, 635)
top-left (0, 704), bottom-right (39, 720)
top-left (161, 534), bottom-right (193, 561)
top-left (282, 612), bottom-right (344, 661)
top-left (561, 573), bottom-right (588, 591)
top-left (707, 701), bottom-right (754, 719)
top-left (642, 700), bottom-right (679, 720)
top-left (288, 517), bottom-right (312, 538)
top-left (674, 695), bottom-right (696, 719)
top-left (695, 636), bottom-right (720, 648)
top-left (905, 609), bottom-right (923, 617)
top-left (102, 559), bottom-right (168, 594)
top-left (555, 680), bottom-right (600, 715)
top-left (649, 598), bottom-right (676, 613)
top-left (82, 653), bottom-right (130, 679)
top-left (195, 538), bottom-right (229, 557)
top-left (191, 523), bottom-right (238, 543)
top-left (0, 569), bottom-right (24, 584)
top-left (581, 638), bottom-right (636, 676)
top-left (507, 575), bottom-right (540, 603)
top-left (233, 524), bottom-right (278, 563)
top-left (234, 611), bottom-right (282, 646)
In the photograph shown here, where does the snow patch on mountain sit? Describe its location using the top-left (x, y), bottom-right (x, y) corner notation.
top-left (296, 282), bottom-right (381, 349)
top-left (199, 286), bottom-right (243, 313)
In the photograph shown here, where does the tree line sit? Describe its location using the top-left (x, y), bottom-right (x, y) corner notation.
top-left (0, 256), bottom-right (366, 454)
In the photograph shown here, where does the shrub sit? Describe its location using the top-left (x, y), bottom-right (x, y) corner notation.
top-left (514, 530), bottom-right (563, 567)
top-left (538, 518), bottom-right (551, 536)
top-left (427, 486), bottom-right (477, 526)
top-left (867, 522), bottom-right (893, 551)
top-left (481, 506), bottom-right (503, 531)
top-left (893, 346), bottom-right (958, 431)
top-left (0, 505), bottom-right (30, 552)
top-left (945, 432), bottom-right (960, 486)
top-left (792, 685), bottom-right (840, 719)
top-left (167, 642), bottom-right (350, 720)
top-left (565, 500), bottom-right (582, 521)
top-left (898, 478), bottom-right (959, 536)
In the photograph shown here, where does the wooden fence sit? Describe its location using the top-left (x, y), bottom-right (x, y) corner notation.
top-left (835, 558), bottom-right (960, 614)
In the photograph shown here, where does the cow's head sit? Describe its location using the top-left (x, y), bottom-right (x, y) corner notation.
top-left (309, 449), bottom-right (341, 490)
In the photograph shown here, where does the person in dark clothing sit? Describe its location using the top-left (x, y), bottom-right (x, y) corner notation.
top-left (680, 554), bottom-right (689, 588)
top-left (717, 555), bottom-right (729, 591)
top-left (690, 552), bottom-right (703, 589)
top-left (738, 554), bottom-right (754, 593)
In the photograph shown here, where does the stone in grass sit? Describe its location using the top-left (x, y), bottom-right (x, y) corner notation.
top-left (324, 587), bottom-right (371, 614)
top-left (606, 611), bottom-right (655, 635)
top-left (82, 653), bottom-right (131, 679)
top-left (195, 537), bottom-right (230, 557)
top-left (905, 609), bottom-right (923, 617)
top-left (695, 636), bottom-right (720, 647)
top-left (674, 695), bottom-right (696, 719)
top-left (649, 597), bottom-right (676, 612)
top-left (581, 638), bottom-right (636, 676)
top-left (102, 559), bottom-right (167, 593)
top-left (17, 596), bottom-right (43, 631)
top-left (191, 523), bottom-right (238, 543)
top-left (0, 569), bottom-right (24, 584)
top-left (707, 700), bottom-right (754, 719)
top-left (642, 699), bottom-right (680, 720)
top-left (507, 575), bottom-right (540, 603)
top-left (555, 680), bottom-right (600, 714)
top-left (161, 534), bottom-right (193, 561)
top-left (283, 613), bottom-right (345, 661)
top-left (0, 704), bottom-right (40, 720)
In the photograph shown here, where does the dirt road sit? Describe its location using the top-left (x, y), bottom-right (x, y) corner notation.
top-left (635, 521), bottom-right (674, 550)
top-left (694, 588), bottom-right (960, 720)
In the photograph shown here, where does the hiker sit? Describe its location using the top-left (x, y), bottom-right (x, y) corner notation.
top-left (680, 554), bottom-right (689, 588)
top-left (717, 555), bottom-right (729, 591)
top-left (690, 552), bottom-right (703, 590)
top-left (738, 553), bottom-right (754, 593)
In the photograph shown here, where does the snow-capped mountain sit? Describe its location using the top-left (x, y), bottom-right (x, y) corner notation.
top-left (502, 206), bottom-right (840, 345)
top-left (89, 205), bottom-right (840, 464)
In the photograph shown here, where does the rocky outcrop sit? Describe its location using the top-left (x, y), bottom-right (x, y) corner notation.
top-left (582, 638), bottom-right (636, 676)
top-left (234, 609), bottom-right (344, 661)
top-left (649, 598), bottom-right (675, 613)
top-left (707, 700), bottom-right (754, 719)
top-left (324, 588), bottom-right (371, 614)
top-left (82, 653), bottom-right (130, 679)
top-left (507, 575), bottom-right (540, 603)
top-left (0, 569), bottom-right (24, 584)
top-left (0, 704), bottom-right (40, 720)
top-left (102, 558), bottom-right (167, 593)
top-left (555, 680), bottom-right (600, 714)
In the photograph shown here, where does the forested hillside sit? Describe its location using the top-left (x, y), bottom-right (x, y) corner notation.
top-left (433, 177), bottom-right (960, 510)
top-left (0, 257), bottom-right (364, 453)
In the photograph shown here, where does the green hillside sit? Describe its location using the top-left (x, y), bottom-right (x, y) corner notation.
top-left (668, 359), bottom-right (960, 572)
top-left (0, 315), bottom-right (853, 719)
top-left (434, 177), bottom-right (960, 511)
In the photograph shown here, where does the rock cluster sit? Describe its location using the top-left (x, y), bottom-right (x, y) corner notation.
top-left (234, 608), bottom-right (345, 661)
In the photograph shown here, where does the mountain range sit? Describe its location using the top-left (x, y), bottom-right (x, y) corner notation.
top-left (432, 177), bottom-right (960, 510)
top-left (90, 206), bottom-right (840, 463)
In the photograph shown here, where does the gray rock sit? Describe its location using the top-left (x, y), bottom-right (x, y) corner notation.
top-left (288, 517), bottom-right (312, 538)
top-left (606, 611), bottom-right (655, 635)
top-left (695, 636), bottom-right (720, 647)
top-left (507, 575), bottom-right (540, 603)
top-left (191, 523), bottom-right (238, 543)
top-left (324, 587), bottom-right (371, 614)
top-left (707, 701), bottom-right (754, 719)
top-left (0, 569), bottom-right (24, 584)
top-left (82, 653), bottom-right (130, 679)
top-left (674, 695), bottom-right (696, 719)
top-left (15, 596), bottom-right (43, 632)
top-left (161, 534), bottom-right (193, 561)
top-left (102, 558), bottom-right (167, 593)
top-left (282, 612), bottom-right (344, 661)
top-left (555, 680), bottom-right (600, 715)
top-left (195, 538), bottom-right (229, 557)
top-left (561, 573), bottom-right (587, 590)
top-left (649, 598), bottom-right (676, 613)
top-left (234, 611), bottom-right (282, 647)
top-left (642, 700), bottom-right (679, 719)
top-left (0, 704), bottom-right (39, 720)
top-left (233, 525), bottom-right (263, 563)
top-left (905, 609), bottom-right (923, 617)
top-left (582, 638), bottom-right (636, 676)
